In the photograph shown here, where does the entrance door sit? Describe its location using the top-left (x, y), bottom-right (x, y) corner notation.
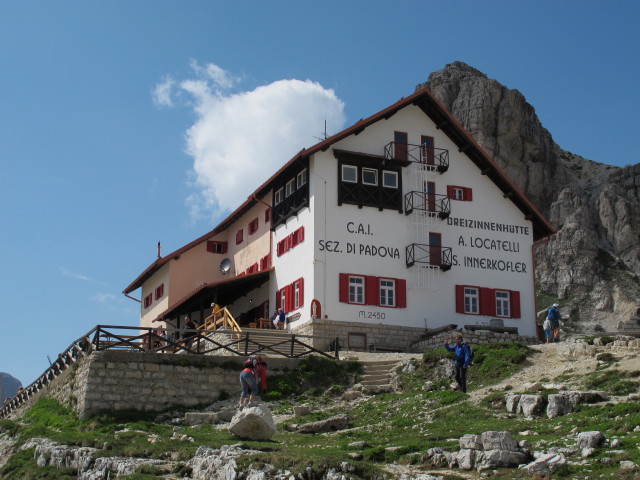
top-left (394, 131), bottom-right (408, 161)
top-left (421, 135), bottom-right (435, 168)
top-left (429, 232), bottom-right (441, 267)
top-left (425, 181), bottom-right (436, 214)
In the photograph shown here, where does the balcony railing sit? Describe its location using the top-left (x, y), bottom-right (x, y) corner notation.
top-left (406, 243), bottom-right (452, 271)
top-left (384, 142), bottom-right (449, 172)
top-left (404, 191), bottom-right (451, 218)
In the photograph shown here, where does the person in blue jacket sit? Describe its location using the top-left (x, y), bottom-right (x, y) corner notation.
top-left (444, 334), bottom-right (471, 393)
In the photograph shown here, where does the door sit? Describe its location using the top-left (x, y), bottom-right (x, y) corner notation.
top-left (394, 131), bottom-right (408, 161)
top-left (421, 135), bottom-right (435, 168)
top-left (425, 181), bottom-right (436, 214)
top-left (429, 232), bottom-right (441, 267)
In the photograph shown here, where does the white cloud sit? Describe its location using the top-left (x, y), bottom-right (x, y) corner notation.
top-left (153, 62), bottom-right (346, 220)
top-left (90, 292), bottom-right (118, 304)
top-left (152, 75), bottom-right (175, 108)
top-left (60, 267), bottom-right (91, 282)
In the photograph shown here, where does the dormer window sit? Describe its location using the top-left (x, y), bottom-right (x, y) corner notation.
top-left (296, 169), bottom-right (308, 188)
top-left (362, 168), bottom-right (378, 186)
top-left (274, 188), bottom-right (284, 205)
top-left (285, 178), bottom-right (296, 197)
top-left (382, 171), bottom-right (398, 189)
top-left (341, 165), bottom-right (357, 183)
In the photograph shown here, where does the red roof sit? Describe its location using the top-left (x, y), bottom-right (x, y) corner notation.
top-left (124, 87), bottom-right (554, 295)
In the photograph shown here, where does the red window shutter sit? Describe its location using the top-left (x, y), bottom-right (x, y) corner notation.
top-left (480, 288), bottom-right (496, 316)
top-left (277, 240), bottom-right (283, 257)
top-left (447, 185), bottom-right (455, 199)
top-left (206, 241), bottom-right (214, 253)
top-left (276, 290), bottom-right (281, 310)
top-left (286, 284), bottom-right (294, 312)
top-left (297, 226), bottom-right (304, 243)
top-left (265, 208), bottom-right (271, 223)
top-left (464, 187), bottom-right (473, 201)
top-left (365, 276), bottom-right (379, 306)
top-left (222, 242), bottom-right (227, 254)
top-left (287, 233), bottom-right (294, 249)
top-left (510, 290), bottom-right (521, 318)
top-left (339, 273), bottom-right (349, 303)
top-left (396, 278), bottom-right (406, 308)
top-left (455, 285), bottom-right (465, 313)
top-left (236, 229), bottom-right (243, 244)
top-left (297, 277), bottom-right (304, 307)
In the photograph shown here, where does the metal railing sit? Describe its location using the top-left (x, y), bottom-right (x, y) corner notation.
top-left (384, 142), bottom-right (449, 171)
top-left (404, 191), bottom-right (451, 218)
top-left (0, 324), bottom-right (339, 419)
top-left (406, 243), bottom-right (452, 271)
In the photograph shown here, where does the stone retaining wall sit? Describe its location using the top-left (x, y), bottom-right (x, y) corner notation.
top-left (12, 352), bottom-right (302, 420)
top-left (292, 318), bottom-right (538, 352)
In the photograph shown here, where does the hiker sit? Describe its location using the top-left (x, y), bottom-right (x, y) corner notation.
top-left (254, 355), bottom-right (268, 392)
top-left (444, 334), bottom-right (471, 393)
top-left (183, 316), bottom-right (197, 349)
top-left (239, 359), bottom-right (258, 408)
top-left (547, 303), bottom-right (561, 342)
top-left (543, 316), bottom-right (552, 343)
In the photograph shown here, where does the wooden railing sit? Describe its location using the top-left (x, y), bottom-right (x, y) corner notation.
top-left (0, 323), bottom-right (339, 419)
top-left (200, 304), bottom-right (242, 332)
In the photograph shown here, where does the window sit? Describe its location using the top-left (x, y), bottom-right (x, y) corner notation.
top-left (455, 285), bottom-right (521, 318)
top-left (349, 276), bottom-right (365, 304)
top-left (276, 226), bottom-right (304, 256)
top-left (259, 254), bottom-right (271, 270)
top-left (362, 168), bottom-right (378, 186)
top-left (340, 273), bottom-right (407, 308)
top-left (143, 293), bottom-right (152, 309)
top-left (296, 169), bottom-right (308, 188)
top-left (293, 279), bottom-right (302, 308)
top-left (265, 208), bottom-right (271, 223)
top-left (382, 171), bottom-right (398, 189)
top-left (379, 279), bottom-right (395, 307)
top-left (277, 277), bottom-right (304, 312)
top-left (447, 185), bottom-right (473, 201)
top-left (274, 188), bottom-right (284, 205)
top-left (235, 229), bottom-right (243, 245)
top-left (464, 287), bottom-right (479, 314)
top-left (246, 263), bottom-right (258, 275)
top-left (248, 217), bottom-right (259, 235)
top-left (496, 290), bottom-right (510, 317)
top-left (342, 164), bottom-right (357, 183)
top-left (206, 241), bottom-right (227, 254)
top-left (286, 178), bottom-right (296, 197)
top-left (154, 284), bottom-right (164, 300)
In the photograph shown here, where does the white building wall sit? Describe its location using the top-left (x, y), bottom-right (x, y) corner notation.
top-left (307, 105), bottom-right (537, 337)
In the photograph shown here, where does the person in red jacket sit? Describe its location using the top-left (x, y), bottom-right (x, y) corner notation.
top-left (254, 355), bottom-right (267, 392)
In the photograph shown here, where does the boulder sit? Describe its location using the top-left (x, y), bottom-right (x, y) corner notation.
top-left (293, 404), bottom-right (311, 417)
top-left (184, 412), bottom-right (219, 426)
top-left (297, 414), bottom-right (349, 433)
top-left (229, 405), bottom-right (276, 440)
top-left (505, 394), bottom-right (521, 413)
top-left (480, 431), bottom-right (519, 452)
top-left (576, 431), bottom-right (605, 449)
top-left (521, 453), bottom-right (567, 474)
top-left (459, 434), bottom-right (482, 450)
top-left (547, 391), bottom-right (609, 418)
top-left (517, 395), bottom-right (544, 419)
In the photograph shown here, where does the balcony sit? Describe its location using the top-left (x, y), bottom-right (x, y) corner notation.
top-left (404, 191), bottom-right (451, 218)
top-left (384, 142), bottom-right (449, 172)
top-left (406, 243), bottom-right (452, 271)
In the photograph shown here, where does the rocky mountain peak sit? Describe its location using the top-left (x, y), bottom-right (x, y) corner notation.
top-left (418, 62), bottom-right (640, 331)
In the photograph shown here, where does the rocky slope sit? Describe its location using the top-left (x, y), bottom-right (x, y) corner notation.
top-left (418, 62), bottom-right (640, 332)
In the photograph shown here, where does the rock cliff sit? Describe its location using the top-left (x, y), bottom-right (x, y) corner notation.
top-left (418, 62), bottom-right (640, 331)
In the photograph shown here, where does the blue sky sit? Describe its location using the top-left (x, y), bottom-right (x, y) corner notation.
top-left (1, 1), bottom-right (638, 388)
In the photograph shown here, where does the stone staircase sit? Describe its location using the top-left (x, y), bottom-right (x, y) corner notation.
top-left (359, 359), bottom-right (400, 394)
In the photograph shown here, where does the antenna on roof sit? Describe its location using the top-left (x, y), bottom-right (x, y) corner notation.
top-left (157, 241), bottom-right (161, 259)
top-left (314, 119), bottom-right (328, 141)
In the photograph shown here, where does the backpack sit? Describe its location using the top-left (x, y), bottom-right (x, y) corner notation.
top-left (547, 307), bottom-right (558, 321)
top-left (464, 343), bottom-right (475, 366)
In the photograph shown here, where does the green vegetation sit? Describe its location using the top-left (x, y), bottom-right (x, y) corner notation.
top-left (2, 348), bottom-right (639, 480)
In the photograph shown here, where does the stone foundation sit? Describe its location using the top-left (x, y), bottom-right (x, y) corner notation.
top-left (13, 351), bottom-right (302, 420)
top-left (291, 318), bottom-right (539, 353)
